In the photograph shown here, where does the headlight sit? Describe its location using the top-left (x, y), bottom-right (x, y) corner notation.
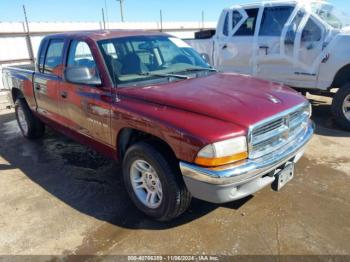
top-left (195, 136), bottom-right (248, 167)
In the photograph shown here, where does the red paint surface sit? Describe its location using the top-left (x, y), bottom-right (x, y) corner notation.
top-left (4, 30), bottom-right (308, 163)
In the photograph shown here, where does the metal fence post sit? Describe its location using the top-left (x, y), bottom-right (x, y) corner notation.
top-left (23, 5), bottom-right (35, 62)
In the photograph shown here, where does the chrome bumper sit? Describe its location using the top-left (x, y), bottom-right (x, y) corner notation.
top-left (180, 121), bottom-right (314, 203)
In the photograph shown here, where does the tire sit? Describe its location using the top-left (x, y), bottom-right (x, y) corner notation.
top-left (15, 98), bottom-right (45, 139)
top-left (122, 141), bottom-right (192, 221)
top-left (332, 84), bottom-right (350, 131)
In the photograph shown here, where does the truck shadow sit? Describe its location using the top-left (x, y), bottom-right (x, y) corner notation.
top-left (309, 97), bottom-right (350, 137)
top-left (0, 111), bottom-right (251, 230)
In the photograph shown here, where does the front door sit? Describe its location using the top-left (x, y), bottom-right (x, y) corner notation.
top-left (256, 5), bottom-right (326, 88)
top-left (256, 5), bottom-right (295, 81)
top-left (215, 8), bottom-right (259, 74)
top-left (59, 40), bottom-right (112, 146)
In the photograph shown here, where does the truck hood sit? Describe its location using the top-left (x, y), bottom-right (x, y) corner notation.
top-left (118, 73), bottom-right (307, 128)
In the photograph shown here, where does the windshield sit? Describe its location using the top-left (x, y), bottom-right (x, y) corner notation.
top-left (311, 2), bottom-right (350, 29)
top-left (98, 35), bottom-right (212, 86)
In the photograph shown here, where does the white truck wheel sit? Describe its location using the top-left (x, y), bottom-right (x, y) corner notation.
top-left (332, 84), bottom-right (350, 131)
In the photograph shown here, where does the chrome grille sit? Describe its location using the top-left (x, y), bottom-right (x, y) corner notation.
top-left (248, 103), bottom-right (310, 159)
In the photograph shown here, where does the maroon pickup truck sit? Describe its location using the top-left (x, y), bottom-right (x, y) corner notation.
top-left (2, 30), bottom-right (314, 221)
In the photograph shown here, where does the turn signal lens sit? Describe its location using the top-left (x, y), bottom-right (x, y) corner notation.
top-left (195, 136), bottom-right (248, 167)
top-left (195, 152), bottom-right (248, 167)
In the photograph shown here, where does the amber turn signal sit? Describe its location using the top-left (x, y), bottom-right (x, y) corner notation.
top-left (195, 152), bottom-right (248, 167)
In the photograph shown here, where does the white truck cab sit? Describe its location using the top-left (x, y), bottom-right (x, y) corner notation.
top-left (187, 0), bottom-right (350, 130)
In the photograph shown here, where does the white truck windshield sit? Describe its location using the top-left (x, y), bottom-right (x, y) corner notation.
top-left (311, 2), bottom-right (350, 29)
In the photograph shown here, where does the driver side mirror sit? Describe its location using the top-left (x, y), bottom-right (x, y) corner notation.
top-left (201, 53), bottom-right (211, 64)
top-left (65, 66), bottom-right (102, 86)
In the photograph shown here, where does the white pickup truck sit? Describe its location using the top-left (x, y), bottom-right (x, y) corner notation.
top-left (186, 0), bottom-right (350, 130)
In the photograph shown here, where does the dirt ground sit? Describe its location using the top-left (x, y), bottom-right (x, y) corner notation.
top-left (0, 95), bottom-right (349, 256)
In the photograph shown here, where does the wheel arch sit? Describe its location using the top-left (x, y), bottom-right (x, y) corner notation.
top-left (116, 128), bottom-right (179, 162)
top-left (11, 88), bottom-right (24, 103)
top-left (331, 64), bottom-right (350, 89)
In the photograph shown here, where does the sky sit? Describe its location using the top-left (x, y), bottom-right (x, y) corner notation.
top-left (0, 0), bottom-right (349, 23)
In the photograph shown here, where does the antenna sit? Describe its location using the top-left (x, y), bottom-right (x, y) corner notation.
top-left (102, 8), bottom-right (106, 30)
top-left (160, 10), bottom-right (163, 32)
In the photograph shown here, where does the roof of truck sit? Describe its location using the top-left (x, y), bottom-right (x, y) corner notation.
top-left (45, 30), bottom-right (169, 41)
top-left (230, 0), bottom-right (329, 9)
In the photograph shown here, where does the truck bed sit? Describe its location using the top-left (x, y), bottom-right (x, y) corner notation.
top-left (2, 63), bottom-right (36, 108)
top-left (185, 39), bottom-right (215, 65)
top-left (6, 63), bottom-right (35, 72)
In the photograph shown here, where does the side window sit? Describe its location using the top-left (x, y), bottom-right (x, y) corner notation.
top-left (259, 6), bottom-right (294, 36)
top-left (67, 41), bottom-right (96, 68)
top-left (285, 10), bottom-right (305, 44)
top-left (235, 8), bottom-right (259, 36)
top-left (302, 18), bottom-right (322, 42)
top-left (223, 12), bottom-right (229, 36)
top-left (232, 10), bottom-right (243, 29)
top-left (66, 41), bottom-right (101, 85)
top-left (44, 39), bottom-right (64, 75)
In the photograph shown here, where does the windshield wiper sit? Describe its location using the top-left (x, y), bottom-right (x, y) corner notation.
top-left (183, 67), bottom-right (217, 72)
top-left (139, 72), bottom-right (190, 80)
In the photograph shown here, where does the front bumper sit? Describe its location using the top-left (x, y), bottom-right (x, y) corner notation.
top-left (180, 121), bottom-right (314, 204)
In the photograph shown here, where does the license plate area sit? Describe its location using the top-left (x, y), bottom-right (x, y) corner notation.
top-left (272, 163), bottom-right (295, 191)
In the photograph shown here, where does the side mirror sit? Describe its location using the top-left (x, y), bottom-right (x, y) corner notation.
top-left (201, 53), bottom-right (211, 64)
top-left (65, 66), bottom-right (102, 86)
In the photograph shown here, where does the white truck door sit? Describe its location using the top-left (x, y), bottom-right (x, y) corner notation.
top-left (215, 7), bottom-right (259, 74)
top-left (256, 4), bottom-right (326, 88)
top-left (292, 15), bottom-right (326, 85)
top-left (283, 8), bottom-right (327, 87)
top-left (256, 5), bottom-right (295, 82)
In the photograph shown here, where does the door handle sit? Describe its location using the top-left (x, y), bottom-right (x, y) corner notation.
top-left (60, 91), bottom-right (68, 99)
top-left (259, 46), bottom-right (269, 55)
top-left (222, 44), bottom-right (228, 50)
top-left (34, 84), bottom-right (41, 90)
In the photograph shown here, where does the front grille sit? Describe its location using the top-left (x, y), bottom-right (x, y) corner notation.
top-left (248, 103), bottom-right (310, 159)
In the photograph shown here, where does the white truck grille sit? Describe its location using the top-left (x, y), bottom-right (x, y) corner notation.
top-left (248, 103), bottom-right (310, 159)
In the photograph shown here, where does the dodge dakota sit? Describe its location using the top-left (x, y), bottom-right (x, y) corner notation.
top-left (187, 0), bottom-right (350, 130)
top-left (2, 30), bottom-right (314, 221)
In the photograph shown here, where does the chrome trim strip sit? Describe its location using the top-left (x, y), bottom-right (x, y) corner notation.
top-left (180, 120), bottom-right (314, 186)
top-left (249, 102), bottom-right (309, 132)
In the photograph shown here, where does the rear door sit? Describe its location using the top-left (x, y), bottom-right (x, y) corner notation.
top-left (34, 38), bottom-right (66, 121)
top-left (59, 39), bottom-right (112, 146)
top-left (215, 8), bottom-right (259, 74)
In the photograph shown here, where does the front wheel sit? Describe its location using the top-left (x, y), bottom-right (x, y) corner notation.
top-left (122, 142), bottom-right (191, 221)
top-left (332, 84), bottom-right (350, 131)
